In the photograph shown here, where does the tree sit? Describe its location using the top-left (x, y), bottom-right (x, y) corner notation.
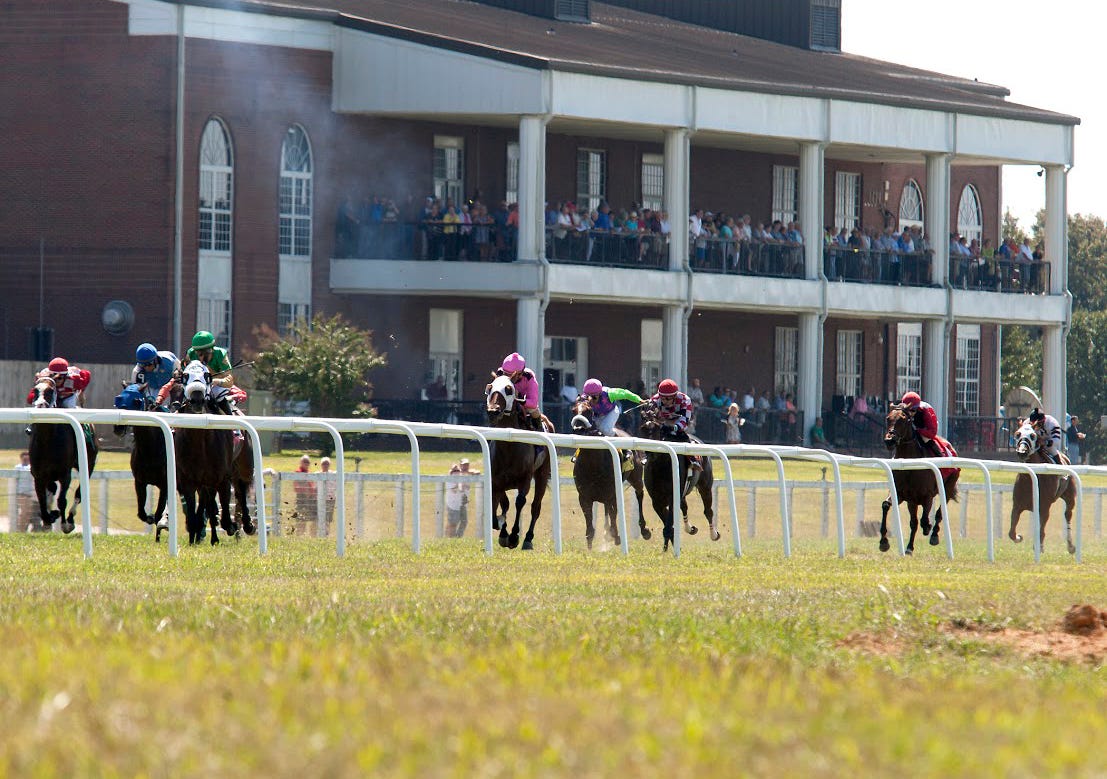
top-left (1001, 209), bottom-right (1028, 245)
top-left (251, 314), bottom-right (386, 419)
top-left (1000, 324), bottom-right (1041, 402)
top-left (1067, 310), bottom-right (1107, 463)
top-left (1065, 214), bottom-right (1107, 312)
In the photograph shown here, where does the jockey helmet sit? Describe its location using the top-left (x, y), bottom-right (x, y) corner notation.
top-left (582, 378), bottom-right (603, 395)
top-left (901, 391), bottom-right (922, 409)
top-left (191, 330), bottom-right (216, 350)
top-left (1029, 408), bottom-right (1045, 423)
top-left (658, 379), bottom-right (679, 397)
top-left (47, 357), bottom-right (69, 374)
top-left (135, 343), bottom-right (158, 365)
top-left (501, 352), bottom-right (526, 373)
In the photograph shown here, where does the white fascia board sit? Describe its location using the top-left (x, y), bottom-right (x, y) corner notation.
top-left (950, 289), bottom-right (1068, 325)
top-left (549, 72), bottom-right (690, 128)
top-left (825, 283), bottom-right (946, 319)
top-left (547, 265), bottom-right (684, 305)
top-left (330, 259), bottom-right (542, 296)
top-left (691, 275), bottom-right (822, 312)
top-left (693, 86), bottom-right (826, 141)
top-left (956, 115), bottom-right (1074, 166)
top-left (123, 0), bottom-right (334, 51)
top-left (828, 100), bottom-right (952, 153)
top-left (333, 27), bottom-right (546, 115)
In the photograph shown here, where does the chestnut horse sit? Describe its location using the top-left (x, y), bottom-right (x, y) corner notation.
top-left (28, 377), bottom-right (98, 534)
top-left (568, 395), bottom-right (651, 549)
top-left (638, 407), bottom-right (718, 553)
top-left (484, 375), bottom-right (552, 550)
top-left (880, 404), bottom-right (959, 554)
top-left (1009, 420), bottom-right (1077, 554)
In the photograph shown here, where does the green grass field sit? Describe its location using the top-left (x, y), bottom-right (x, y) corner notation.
top-left (3, 535), bottom-right (1107, 777)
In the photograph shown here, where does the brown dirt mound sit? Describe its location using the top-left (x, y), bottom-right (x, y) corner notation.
top-left (1060, 604), bottom-right (1107, 636)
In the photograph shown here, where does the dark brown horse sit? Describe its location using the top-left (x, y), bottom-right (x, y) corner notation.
top-left (113, 383), bottom-right (171, 537)
top-left (173, 361), bottom-right (237, 545)
top-left (880, 404), bottom-right (960, 554)
top-left (568, 395), bottom-right (650, 549)
top-left (1009, 420), bottom-right (1077, 554)
top-left (485, 375), bottom-right (552, 550)
top-left (639, 408), bottom-right (717, 552)
top-left (28, 377), bottom-right (98, 534)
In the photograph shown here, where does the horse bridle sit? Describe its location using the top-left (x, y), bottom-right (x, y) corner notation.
top-left (1014, 424), bottom-right (1040, 459)
top-left (31, 377), bottom-right (58, 409)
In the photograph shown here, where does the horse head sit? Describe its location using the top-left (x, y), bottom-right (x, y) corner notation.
top-left (637, 406), bottom-right (675, 441)
top-left (179, 360), bottom-right (211, 413)
top-left (30, 377), bottom-right (57, 409)
top-left (884, 404), bottom-right (914, 451)
top-left (1014, 421), bottom-right (1041, 462)
top-left (485, 375), bottom-right (521, 427)
top-left (569, 394), bottom-right (600, 435)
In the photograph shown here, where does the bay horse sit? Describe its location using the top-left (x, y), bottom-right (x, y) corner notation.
top-left (638, 407), bottom-right (718, 553)
top-left (568, 395), bottom-right (651, 549)
top-left (172, 360), bottom-right (236, 545)
top-left (1009, 420), bottom-right (1077, 554)
top-left (880, 404), bottom-right (960, 554)
top-left (28, 376), bottom-right (98, 534)
top-left (113, 383), bottom-right (171, 538)
top-left (484, 375), bottom-right (552, 550)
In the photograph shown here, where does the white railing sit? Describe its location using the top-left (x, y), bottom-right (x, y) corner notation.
top-left (0, 408), bottom-right (1099, 563)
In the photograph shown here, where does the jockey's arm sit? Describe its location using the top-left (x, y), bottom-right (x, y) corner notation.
top-left (607, 387), bottom-right (643, 406)
top-left (212, 372), bottom-right (234, 388)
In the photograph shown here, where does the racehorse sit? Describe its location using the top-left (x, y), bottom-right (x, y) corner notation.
top-left (230, 431), bottom-right (256, 537)
top-left (879, 404), bottom-right (960, 554)
top-left (484, 374), bottom-right (552, 550)
top-left (172, 360), bottom-right (237, 545)
top-left (638, 407), bottom-right (718, 553)
top-left (28, 376), bottom-right (98, 533)
top-left (568, 395), bottom-right (651, 549)
top-left (113, 383), bottom-right (171, 539)
top-left (1009, 419), bottom-right (1077, 554)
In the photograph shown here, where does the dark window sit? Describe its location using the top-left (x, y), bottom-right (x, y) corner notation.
top-left (810, 0), bottom-right (841, 51)
top-left (555, 0), bottom-right (590, 22)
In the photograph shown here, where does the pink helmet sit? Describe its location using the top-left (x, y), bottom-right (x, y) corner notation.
top-left (501, 352), bottom-right (526, 372)
top-left (901, 391), bottom-right (922, 408)
top-left (582, 378), bottom-right (603, 395)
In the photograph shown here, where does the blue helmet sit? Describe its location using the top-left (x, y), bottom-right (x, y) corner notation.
top-left (135, 343), bottom-right (158, 364)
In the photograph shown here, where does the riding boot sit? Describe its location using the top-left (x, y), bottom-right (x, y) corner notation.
top-left (571, 448), bottom-right (580, 463)
top-left (925, 438), bottom-right (944, 458)
top-left (621, 450), bottom-right (634, 473)
top-left (683, 458), bottom-right (702, 497)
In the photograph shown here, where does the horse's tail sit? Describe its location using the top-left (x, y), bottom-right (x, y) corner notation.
top-left (945, 475), bottom-right (959, 503)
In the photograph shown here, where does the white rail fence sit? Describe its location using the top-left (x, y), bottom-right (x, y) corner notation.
top-left (0, 408), bottom-right (1098, 563)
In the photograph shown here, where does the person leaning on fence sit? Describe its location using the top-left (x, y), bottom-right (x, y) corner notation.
top-left (318, 457), bottom-right (337, 528)
top-left (13, 451), bottom-right (42, 532)
top-left (445, 462), bottom-right (470, 538)
top-left (292, 455), bottom-right (318, 534)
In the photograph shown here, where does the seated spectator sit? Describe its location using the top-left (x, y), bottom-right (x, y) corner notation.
top-left (560, 374), bottom-right (579, 403)
top-left (810, 417), bottom-right (831, 449)
top-left (708, 386), bottom-right (727, 408)
top-left (424, 376), bottom-right (449, 401)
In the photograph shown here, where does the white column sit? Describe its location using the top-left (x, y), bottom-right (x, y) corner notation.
top-left (664, 129), bottom-right (690, 271)
top-left (799, 142), bottom-right (825, 279)
top-left (1044, 164), bottom-right (1067, 295)
top-left (925, 153), bottom-right (951, 286)
top-left (517, 115), bottom-right (548, 263)
top-left (798, 312), bottom-right (822, 443)
top-left (516, 297), bottom-right (542, 375)
top-left (661, 305), bottom-right (685, 387)
top-left (1042, 324), bottom-right (1065, 419)
top-left (924, 319), bottom-right (949, 437)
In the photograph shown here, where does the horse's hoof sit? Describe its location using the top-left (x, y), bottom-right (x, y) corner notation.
top-left (640, 527), bottom-right (652, 541)
top-left (522, 538), bottom-right (534, 551)
top-left (710, 529), bottom-right (721, 542)
top-left (586, 537), bottom-right (594, 551)
top-left (1068, 541), bottom-right (1076, 555)
top-left (508, 533), bottom-right (520, 549)
top-left (498, 535), bottom-right (509, 548)
top-left (920, 520), bottom-right (932, 535)
top-left (687, 525), bottom-right (699, 536)
top-left (61, 521), bottom-right (75, 535)
top-left (905, 547), bottom-right (913, 555)
top-left (242, 521), bottom-right (257, 537)
top-left (1009, 532), bottom-right (1023, 544)
top-left (879, 538), bottom-right (890, 552)
top-left (929, 533), bottom-right (940, 546)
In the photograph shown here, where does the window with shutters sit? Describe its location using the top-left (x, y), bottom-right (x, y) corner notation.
top-left (772, 165), bottom-right (798, 224)
top-left (555, 0), bottom-right (589, 22)
top-left (810, 0), bottom-right (841, 51)
top-left (896, 323), bottom-right (922, 399)
top-left (774, 327), bottom-right (798, 396)
top-left (641, 153), bottom-right (664, 212)
top-left (197, 118), bottom-right (233, 349)
top-left (576, 149), bottom-right (606, 214)
top-left (834, 171), bottom-right (861, 231)
top-left (433, 136), bottom-right (464, 206)
top-left (505, 142), bottom-right (519, 206)
top-left (955, 324), bottom-right (981, 415)
top-left (836, 330), bottom-right (863, 398)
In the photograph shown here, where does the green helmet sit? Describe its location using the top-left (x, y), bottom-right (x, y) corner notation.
top-left (191, 330), bottom-right (216, 350)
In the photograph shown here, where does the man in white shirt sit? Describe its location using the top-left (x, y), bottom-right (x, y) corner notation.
top-left (14, 451), bottom-right (40, 532)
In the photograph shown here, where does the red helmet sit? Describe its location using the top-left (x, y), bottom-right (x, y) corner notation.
top-left (901, 391), bottom-right (921, 408)
top-left (47, 357), bottom-right (69, 373)
top-left (658, 379), bottom-right (679, 397)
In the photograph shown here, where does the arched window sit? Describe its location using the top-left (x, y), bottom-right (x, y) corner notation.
top-left (898, 179), bottom-right (924, 231)
top-left (957, 184), bottom-right (983, 244)
top-left (278, 125), bottom-right (313, 334)
top-left (197, 118), bottom-right (233, 348)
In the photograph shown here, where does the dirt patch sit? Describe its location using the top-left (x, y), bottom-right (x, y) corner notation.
top-left (840, 605), bottom-right (1107, 663)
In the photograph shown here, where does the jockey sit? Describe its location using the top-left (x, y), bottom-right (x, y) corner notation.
top-left (131, 342), bottom-right (180, 405)
top-left (648, 379), bottom-right (702, 473)
top-left (900, 391), bottom-right (943, 458)
top-left (495, 352), bottom-right (549, 432)
top-left (35, 357), bottom-right (90, 409)
top-left (185, 330), bottom-right (234, 388)
top-left (1028, 408), bottom-right (1063, 463)
top-left (582, 378), bottom-right (643, 436)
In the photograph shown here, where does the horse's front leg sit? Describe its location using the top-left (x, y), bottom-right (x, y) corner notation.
top-left (699, 479), bottom-right (719, 542)
top-left (905, 502), bottom-right (920, 555)
top-left (679, 490), bottom-right (698, 536)
top-left (136, 480), bottom-right (153, 525)
top-left (651, 494), bottom-right (674, 553)
top-left (237, 480), bottom-right (255, 536)
top-left (182, 491), bottom-right (200, 545)
top-left (604, 501), bottom-right (620, 547)
top-left (495, 491), bottom-right (510, 547)
top-left (580, 494), bottom-right (596, 550)
top-left (928, 498), bottom-right (942, 546)
top-left (509, 487), bottom-right (529, 549)
top-left (58, 472), bottom-right (75, 534)
top-left (879, 497), bottom-right (893, 552)
top-left (1008, 504), bottom-right (1024, 543)
top-left (631, 473), bottom-right (651, 540)
top-left (520, 474), bottom-right (548, 552)
top-left (1064, 491), bottom-right (1077, 555)
top-left (35, 477), bottom-right (58, 528)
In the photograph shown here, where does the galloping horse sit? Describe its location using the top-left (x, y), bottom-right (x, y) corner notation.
top-left (880, 404), bottom-right (960, 554)
top-left (113, 383), bottom-right (171, 538)
top-left (173, 360), bottom-right (236, 545)
top-left (28, 376), bottom-right (98, 533)
top-left (1009, 420), bottom-right (1077, 554)
top-left (484, 375), bottom-right (552, 550)
top-left (638, 408), bottom-right (717, 552)
top-left (568, 395), bottom-right (651, 549)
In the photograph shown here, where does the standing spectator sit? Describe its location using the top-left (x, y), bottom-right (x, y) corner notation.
top-left (319, 457), bottom-right (337, 529)
top-left (687, 377), bottom-right (705, 407)
top-left (293, 455), bottom-right (317, 535)
top-left (13, 451), bottom-right (40, 532)
top-left (723, 403), bottom-right (744, 444)
top-left (560, 374), bottom-right (579, 403)
top-left (1067, 416), bottom-right (1086, 465)
top-left (445, 463), bottom-right (468, 538)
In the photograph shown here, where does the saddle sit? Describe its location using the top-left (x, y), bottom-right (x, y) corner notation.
top-left (933, 435), bottom-right (959, 479)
